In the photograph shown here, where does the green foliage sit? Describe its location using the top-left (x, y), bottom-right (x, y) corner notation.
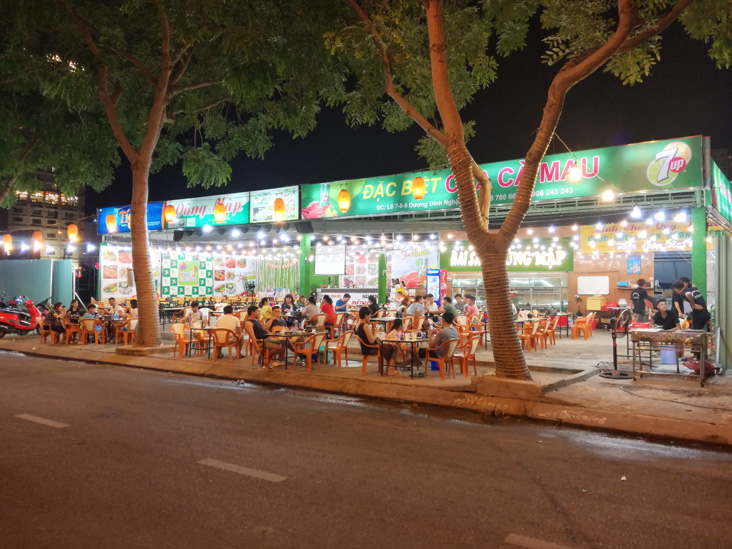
top-left (681, 0), bottom-right (732, 69)
top-left (181, 144), bottom-right (232, 188)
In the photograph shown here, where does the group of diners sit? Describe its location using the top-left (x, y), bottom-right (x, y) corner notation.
top-left (630, 276), bottom-right (710, 332)
top-left (43, 297), bottom-right (138, 340)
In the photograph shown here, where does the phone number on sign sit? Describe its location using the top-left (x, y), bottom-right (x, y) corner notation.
top-left (494, 187), bottom-right (575, 201)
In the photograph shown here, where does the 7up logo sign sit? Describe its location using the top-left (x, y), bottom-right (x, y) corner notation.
top-left (647, 141), bottom-right (692, 186)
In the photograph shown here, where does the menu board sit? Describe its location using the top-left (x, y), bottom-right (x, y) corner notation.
top-left (212, 254), bottom-right (257, 296)
top-left (343, 252), bottom-right (380, 288)
top-left (99, 243), bottom-right (161, 300)
top-left (315, 245), bottom-right (346, 276)
top-left (250, 186), bottom-right (299, 223)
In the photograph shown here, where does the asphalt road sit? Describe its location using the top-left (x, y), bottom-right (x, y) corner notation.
top-left (1, 351), bottom-right (731, 549)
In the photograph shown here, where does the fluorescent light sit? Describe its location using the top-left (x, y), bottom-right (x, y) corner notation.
top-left (631, 206), bottom-right (642, 219)
top-left (202, 224), bottom-right (213, 233)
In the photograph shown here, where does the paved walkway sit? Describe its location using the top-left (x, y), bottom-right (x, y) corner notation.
top-left (1, 329), bottom-right (730, 447)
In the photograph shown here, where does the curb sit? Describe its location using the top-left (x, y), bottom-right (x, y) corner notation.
top-left (2, 342), bottom-right (730, 447)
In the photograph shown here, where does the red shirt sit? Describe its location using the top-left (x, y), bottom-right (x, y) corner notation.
top-left (321, 302), bottom-right (336, 324)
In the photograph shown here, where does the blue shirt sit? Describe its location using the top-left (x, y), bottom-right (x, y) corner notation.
top-left (335, 299), bottom-right (349, 312)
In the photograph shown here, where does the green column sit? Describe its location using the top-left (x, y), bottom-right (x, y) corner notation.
top-left (299, 236), bottom-right (311, 296)
top-left (378, 253), bottom-right (387, 304)
top-left (691, 207), bottom-right (707, 296)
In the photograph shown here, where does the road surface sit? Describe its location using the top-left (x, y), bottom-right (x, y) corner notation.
top-left (1, 351), bottom-right (731, 548)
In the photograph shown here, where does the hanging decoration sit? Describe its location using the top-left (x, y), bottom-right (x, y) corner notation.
top-left (32, 230), bottom-right (43, 251)
top-left (164, 205), bottom-right (177, 223)
top-left (273, 197), bottom-right (285, 221)
top-left (338, 189), bottom-right (351, 213)
top-left (412, 176), bottom-right (426, 200)
top-left (106, 214), bottom-right (118, 233)
top-left (67, 223), bottom-right (79, 242)
top-left (213, 203), bottom-right (227, 223)
top-left (2, 234), bottom-right (12, 252)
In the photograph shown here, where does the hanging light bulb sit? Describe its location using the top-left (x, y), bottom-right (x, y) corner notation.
top-left (67, 223), bottom-right (79, 243)
top-left (412, 177), bottom-right (426, 200)
top-left (32, 230), bottom-right (43, 251)
top-left (337, 189), bottom-right (351, 213)
top-left (2, 234), bottom-right (12, 252)
top-left (164, 205), bottom-right (177, 223)
top-left (213, 203), bottom-right (227, 223)
top-left (106, 214), bottom-right (118, 233)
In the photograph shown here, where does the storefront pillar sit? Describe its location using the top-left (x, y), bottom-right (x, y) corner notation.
top-left (378, 253), bottom-right (387, 304)
top-left (691, 207), bottom-right (707, 296)
top-left (299, 236), bottom-right (311, 296)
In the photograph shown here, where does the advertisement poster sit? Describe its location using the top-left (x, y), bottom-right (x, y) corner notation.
top-left (250, 186), bottom-right (299, 223)
top-left (627, 255), bottom-right (642, 275)
top-left (301, 136), bottom-right (703, 220)
top-left (426, 269), bottom-right (441, 304)
top-left (161, 251), bottom-right (213, 297)
top-left (163, 192), bottom-right (249, 228)
top-left (712, 162), bottom-right (732, 226)
top-left (98, 203), bottom-right (164, 235)
top-left (343, 252), bottom-right (379, 288)
top-left (388, 248), bottom-right (440, 289)
top-left (212, 254), bottom-right (257, 296)
top-left (99, 244), bottom-right (161, 300)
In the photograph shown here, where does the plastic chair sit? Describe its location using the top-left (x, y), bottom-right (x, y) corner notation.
top-left (453, 332), bottom-right (482, 377)
top-left (357, 336), bottom-right (383, 375)
top-left (80, 318), bottom-right (104, 345)
top-left (117, 319), bottom-right (138, 345)
top-left (312, 314), bottom-right (327, 332)
top-left (543, 316), bottom-right (559, 346)
top-left (325, 330), bottom-right (352, 367)
top-left (332, 312), bottom-right (345, 339)
top-left (424, 339), bottom-right (460, 380)
top-left (294, 333), bottom-right (327, 371)
top-left (210, 328), bottom-right (241, 362)
top-left (518, 321), bottom-right (540, 352)
top-left (533, 318), bottom-right (550, 350)
top-left (572, 313), bottom-right (594, 340)
top-left (170, 323), bottom-right (193, 357)
top-left (40, 323), bottom-right (59, 344)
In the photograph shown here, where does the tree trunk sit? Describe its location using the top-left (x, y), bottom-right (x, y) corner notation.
top-left (130, 165), bottom-right (161, 347)
top-left (447, 144), bottom-right (531, 380)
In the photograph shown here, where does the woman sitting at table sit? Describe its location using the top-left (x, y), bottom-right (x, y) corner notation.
top-left (367, 295), bottom-right (380, 316)
top-left (320, 295), bottom-right (337, 334)
top-left (259, 297), bottom-right (273, 321)
top-left (244, 305), bottom-right (285, 368)
top-left (355, 306), bottom-right (384, 361)
top-left (128, 299), bottom-right (139, 320)
top-left (395, 296), bottom-right (410, 319)
top-left (384, 318), bottom-right (413, 376)
top-left (45, 302), bottom-right (66, 336)
top-left (66, 300), bottom-right (82, 323)
top-left (281, 294), bottom-right (294, 315)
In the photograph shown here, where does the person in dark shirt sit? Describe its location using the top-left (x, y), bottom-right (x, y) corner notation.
top-left (672, 277), bottom-right (691, 317)
top-left (673, 280), bottom-right (709, 330)
top-left (630, 279), bottom-right (656, 322)
top-left (653, 301), bottom-right (680, 330)
top-left (367, 295), bottom-right (380, 316)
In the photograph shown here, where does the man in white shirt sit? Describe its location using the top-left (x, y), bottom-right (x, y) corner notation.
top-left (107, 297), bottom-right (126, 317)
top-left (215, 305), bottom-right (243, 357)
top-left (425, 294), bottom-right (439, 314)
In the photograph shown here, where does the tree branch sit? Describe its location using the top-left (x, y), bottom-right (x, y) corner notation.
top-left (345, 0), bottom-right (446, 148)
top-left (0, 137), bottom-right (40, 204)
top-left (110, 47), bottom-right (157, 85)
top-left (170, 44), bottom-right (196, 86)
top-left (475, 166), bottom-right (491, 219)
top-left (615, 0), bottom-right (693, 55)
top-left (60, 0), bottom-right (138, 162)
top-left (170, 79), bottom-right (223, 97)
top-left (171, 96), bottom-right (228, 119)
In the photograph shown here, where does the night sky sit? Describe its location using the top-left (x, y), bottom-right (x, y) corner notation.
top-left (87, 23), bottom-right (732, 213)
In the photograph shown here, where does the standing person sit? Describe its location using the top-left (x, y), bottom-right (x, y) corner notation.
top-left (672, 277), bottom-right (692, 317)
top-left (44, 303), bottom-right (66, 337)
top-left (66, 300), bottom-right (82, 323)
top-left (367, 295), bottom-right (380, 316)
top-left (320, 295), bottom-right (337, 335)
top-left (463, 296), bottom-right (479, 318)
top-left (672, 280), bottom-right (710, 330)
top-left (631, 279), bottom-right (656, 322)
top-left (215, 305), bottom-right (244, 358)
top-left (418, 311), bottom-right (459, 361)
top-left (244, 305), bottom-right (286, 367)
top-left (258, 297), bottom-right (273, 321)
top-left (335, 293), bottom-right (351, 313)
top-left (653, 300), bottom-right (681, 330)
top-left (406, 295), bottom-right (426, 316)
top-left (453, 294), bottom-right (466, 314)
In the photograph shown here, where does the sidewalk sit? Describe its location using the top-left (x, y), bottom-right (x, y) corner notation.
top-left (1, 330), bottom-right (730, 447)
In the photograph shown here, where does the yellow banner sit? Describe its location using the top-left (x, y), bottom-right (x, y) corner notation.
top-left (579, 221), bottom-right (694, 253)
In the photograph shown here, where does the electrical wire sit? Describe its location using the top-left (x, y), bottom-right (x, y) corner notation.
top-left (619, 384), bottom-right (728, 411)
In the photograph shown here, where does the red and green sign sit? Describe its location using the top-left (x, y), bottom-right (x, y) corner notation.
top-left (300, 136), bottom-right (703, 219)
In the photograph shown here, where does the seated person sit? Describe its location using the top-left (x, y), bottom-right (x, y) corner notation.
top-left (81, 304), bottom-right (104, 340)
top-left (128, 299), bottom-right (139, 320)
top-left (66, 300), bottom-right (82, 323)
top-left (438, 296), bottom-right (458, 318)
top-left (185, 301), bottom-right (204, 327)
top-left (258, 298), bottom-right (273, 321)
top-left (383, 318), bottom-right (415, 376)
top-left (653, 300), bottom-right (681, 330)
top-left (244, 305), bottom-right (285, 367)
top-left (44, 303), bottom-right (67, 335)
top-left (335, 293), bottom-right (351, 313)
top-left (107, 297), bottom-right (126, 318)
top-left (367, 295), bottom-right (380, 316)
top-left (355, 306), bottom-right (382, 358)
top-left (215, 305), bottom-right (244, 357)
top-left (320, 295), bottom-right (337, 334)
top-left (418, 311), bottom-right (459, 361)
top-left (303, 296), bottom-right (320, 327)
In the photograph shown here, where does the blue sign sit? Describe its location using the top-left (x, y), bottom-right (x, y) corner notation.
top-left (98, 202), bottom-right (164, 235)
top-left (426, 268), bottom-right (441, 306)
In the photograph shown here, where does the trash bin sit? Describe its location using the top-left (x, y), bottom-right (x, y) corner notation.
top-left (660, 346), bottom-right (677, 365)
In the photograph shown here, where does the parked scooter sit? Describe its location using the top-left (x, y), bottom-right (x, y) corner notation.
top-left (0, 296), bottom-right (43, 338)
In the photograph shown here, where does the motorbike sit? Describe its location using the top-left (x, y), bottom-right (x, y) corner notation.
top-left (0, 295), bottom-right (43, 338)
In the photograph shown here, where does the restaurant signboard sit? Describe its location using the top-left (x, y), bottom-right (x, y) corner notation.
top-left (97, 203), bottom-right (164, 235)
top-left (711, 162), bottom-right (732, 228)
top-left (163, 192), bottom-right (249, 229)
top-left (579, 221), bottom-right (693, 254)
top-left (300, 137), bottom-right (703, 220)
top-left (441, 238), bottom-right (574, 272)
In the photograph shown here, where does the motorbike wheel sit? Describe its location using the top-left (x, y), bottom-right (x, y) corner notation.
top-left (0, 328), bottom-right (7, 339)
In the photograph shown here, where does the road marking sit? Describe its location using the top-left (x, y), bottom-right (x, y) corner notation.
top-left (16, 414), bottom-right (69, 429)
top-left (505, 534), bottom-right (573, 549)
top-left (198, 458), bottom-right (286, 483)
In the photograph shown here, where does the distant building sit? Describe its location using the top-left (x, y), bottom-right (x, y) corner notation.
top-left (0, 172), bottom-right (92, 261)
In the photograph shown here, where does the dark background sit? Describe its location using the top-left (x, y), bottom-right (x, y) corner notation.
top-left (87, 23), bottom-right (732, 213)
